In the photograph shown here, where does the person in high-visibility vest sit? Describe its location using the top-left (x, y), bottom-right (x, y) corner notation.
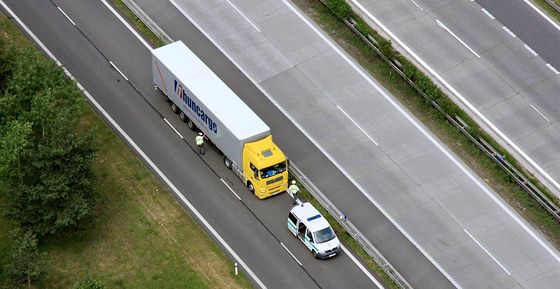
top-left (288, 180), bottom-right (300, 205)
top-left (195, 132), bottom-right (205, 155)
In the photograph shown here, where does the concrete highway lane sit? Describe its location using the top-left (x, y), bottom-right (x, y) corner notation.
top-left (0, 0), bottom-right (383, 288)
top-left (130, 1), bottom-right (560, 288)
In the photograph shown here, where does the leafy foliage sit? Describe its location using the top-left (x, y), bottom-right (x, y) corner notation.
top-left (73, 279), bottom-right (106, 289)
top-left (1, 229), bottom-right (48, 289)
top-left (0, 33), bottom-right (98, 237)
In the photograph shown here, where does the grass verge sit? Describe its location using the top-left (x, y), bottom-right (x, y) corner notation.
top-left (0, 13), bottom-right (252, 289)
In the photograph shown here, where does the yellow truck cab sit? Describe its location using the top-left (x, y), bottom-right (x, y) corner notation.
top-left (287, 202), bottom-right (341, 259)
top-left (243, 135), bottom-right (288, 199)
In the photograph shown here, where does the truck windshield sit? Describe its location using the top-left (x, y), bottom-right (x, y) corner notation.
top-left (313, 227), bottom-right (336, 244)
top-left (259, 161), bottom-right (287, 179)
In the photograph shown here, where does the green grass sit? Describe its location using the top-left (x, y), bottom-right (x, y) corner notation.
top-left (37, 103), bottom-right (252, 289)
top-left (111, 0), bottom-right (166, 47)
top-left (0, 14), bottom-right (252, 289)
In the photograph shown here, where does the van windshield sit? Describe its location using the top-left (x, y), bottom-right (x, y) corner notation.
top-left (313, 227), bottom-right (336, 244)
top-left (259, 161), bottom-right (287, 179)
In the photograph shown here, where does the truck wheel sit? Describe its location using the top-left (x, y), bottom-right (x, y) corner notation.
top-left (179, 111), bottom-right (187, 122)
top-left (247, 182), bottom-right (255, 194)
top-left (171, 103), bottom-right (179, 113)
top-left (312, 250), bottom-right (319, 259)
top-left (224, 156), bottom-right (232, 169)
top-left (186, 118), bottom-right (196, 131)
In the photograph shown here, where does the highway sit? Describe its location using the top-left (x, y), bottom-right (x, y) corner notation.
top-left (352, 0), bottom-right (560, 199)
top-left (0, 0), bottom-right (383, 288)
top-left (3, 0), bottom-right (560, 288)
top-left (129, 0), bottom-right (560, 288)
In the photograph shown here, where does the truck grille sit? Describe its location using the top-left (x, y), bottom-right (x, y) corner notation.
top-left (266, 176), bottom-right (283, 185)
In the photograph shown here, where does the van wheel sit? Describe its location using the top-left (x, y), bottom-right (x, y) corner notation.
top-left (187, 118), bottom-right (196, 130)
top-left (312, 250), bottom-right (319, 259)
top-left (247, 182), bottom-right (255, 194)
top-left (171, 103), bottom-right (179, 113)
top-left (224, 156), bottom-right (232, 169)
top-left (179, 111), bottom-right (187, 122)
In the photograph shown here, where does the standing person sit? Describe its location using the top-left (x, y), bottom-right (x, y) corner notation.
top-left (288, 180), bottom-right (300, 205)
top-left (195, 132), bottom-right (205, 155)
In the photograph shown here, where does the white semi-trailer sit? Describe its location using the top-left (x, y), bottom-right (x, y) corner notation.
top-left (152, 41), bottom-right (288, 199)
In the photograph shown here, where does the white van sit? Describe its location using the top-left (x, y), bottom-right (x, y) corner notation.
top-left (287, 202), bottom-right (341, 259)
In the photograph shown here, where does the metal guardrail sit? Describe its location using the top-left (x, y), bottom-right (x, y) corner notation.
top-left (289, 164), bottom-right (412, 289)
top-left (546, 0), bottom-right (560, 13)
top-left (317, 2), bottom-right (560, 223)
top-left (121, 0), bottom-right (173, 44)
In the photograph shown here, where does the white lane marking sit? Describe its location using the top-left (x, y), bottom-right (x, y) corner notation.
top-left (163, 118), bottom-right (184, 139)
top-left (502, 26), bottom-right (516, 38)
top-left (57, 6), bottom-right (76, 26)
top-left (221, 178), bottom-right (241, 200)
top-left (337, 105), bottom-right (379, 146)
top-left (0, 2), bottom-right (267, 288)
top-left (167, 1), bottom-right (387, 287)
top-left (546, 63), bottom-right (560, 75)
top-left (523, 44), bottom-right (538, 56)
top-left (100, 0), bottom-right (153, 50)
top-left (529, 104), bottom-right (551, 123)
top-left (280, 242), bottom-right (302, 266)
top-left (350, 0), bottom-right (560, 263)
top-left (341, 245), bottom-right (385, 289)
top-left (436, 19), bottom-right (481, 58)
top-left (523, 0), bottom-right (560, 32)
top-left (225, 0), bottom-right (261, 32)
top-left (464, 230), bottom-right (511, 275)
top-left (410, 0), bottom-right (424, 11)
top-left (481, 8), bottom-right (495, 20)
top-left (109, 60), bottom-right (129, 81)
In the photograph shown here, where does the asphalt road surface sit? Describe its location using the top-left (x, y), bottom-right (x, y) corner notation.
top-left (0, 0), bottom-right (384, 288)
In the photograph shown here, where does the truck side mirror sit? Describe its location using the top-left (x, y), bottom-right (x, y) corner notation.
top-left (254, 170), bottom-right (258, 179)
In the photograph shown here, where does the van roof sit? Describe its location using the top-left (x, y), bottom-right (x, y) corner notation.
top-left (290, 202), bottom-right (330, 231)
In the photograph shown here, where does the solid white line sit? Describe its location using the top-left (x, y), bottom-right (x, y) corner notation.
top-left (464, 229), bottom-right (511, 275)
top-left (100, 0), bottom-right (153, 50)
top-left (529, 104), bottom-right (551, 123)
top-left (350, 0), bottom-right (560, 264)
top-left (168, 1), bottom-right (390, 287)
top-left (224, 0), bottom-right (261, 32)
top-left (546, 63), bottom-right (560, 75)
top-left (341, 245), bottom-right (385, 289)
top-left (221, 178), bottom-right (241, 200)
top-left (481, 8), bottom-right (495, 20)
top-left (502, 26), bottom-right (516, 38)
top-left (163, 118), bottom-right (184, 139)
top-left (337, 105), bottom-right (379, 146)
top-left (57, 6), bottom-right (76, 26)
top-left (280, 242), bottom-right (302, 266)
top-left (523, 44), bottom-right (538, 56)
top-left (109, 60), bottom-right (129, 81)
top-left (523, 0), bottom-right (560, 32)
top-left (436, 19), bottom-right (481, 58)
top-left (0, 2), bottom-right (267, 288)
top-left (410, 0), bottom-right (424, 11)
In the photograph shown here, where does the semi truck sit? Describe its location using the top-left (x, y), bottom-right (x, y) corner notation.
top-left (152, 41), bottom-right (289, 199)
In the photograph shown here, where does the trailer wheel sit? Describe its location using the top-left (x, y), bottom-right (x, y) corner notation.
top-left (171, 102), bottom-right (179, 113)
top-left (247, 182), bottom-right (255, 194)
top-left (224, 156), bottom-right (232, 169)
top-left (186, 118), bottom-right (196, 130)
top-left (179, 111), bottom-right (187, 122)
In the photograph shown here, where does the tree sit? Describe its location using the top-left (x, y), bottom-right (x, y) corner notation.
top-left (2, 229), bottom-right (48, 289)
top-left (0, 38), bottom-right (98, 237)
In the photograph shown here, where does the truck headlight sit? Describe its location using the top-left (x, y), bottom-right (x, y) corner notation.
top-left (260, 189), bottom-right (266, 193)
